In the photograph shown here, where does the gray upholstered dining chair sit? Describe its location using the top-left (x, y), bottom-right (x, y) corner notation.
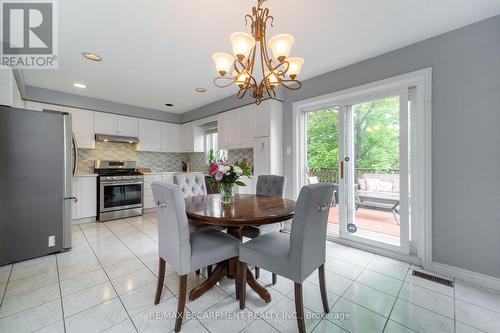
top-left (238, 183), bottom-right (334, 333)
top-left (152, 183), bottom-right (239, 332)
top-left (173, 174), bottom-right (223, 276)
top-left (241, 174), bottom-right (285, 283)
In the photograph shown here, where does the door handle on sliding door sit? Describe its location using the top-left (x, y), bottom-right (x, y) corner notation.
top-left (340, 161), bottom-right (344, 179)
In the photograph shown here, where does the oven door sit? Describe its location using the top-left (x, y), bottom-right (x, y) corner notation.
top-left (100, 180), bottom-right (143, 212)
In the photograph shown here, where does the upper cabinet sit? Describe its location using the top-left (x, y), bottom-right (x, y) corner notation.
top-left (160, 122), bottom-right (180, 152)
top-left (180, 122), bottom-right (204, 153)
top-left (228, 108), bottom-right (242, 149)
top-left (137, 119), bottom-right (161, 152)
top-left (240, 104), bottom-right (255, 148)
top-left (94, 112), bottom-right (138, 137)
top-left (217, 112), bottom-right (229, 150)
top-left (117, 115), bottom-right (138, 137)
top-left (65, 107), bottom-right (95, 149)
top-left (254, 99), bottom-right (282, 138)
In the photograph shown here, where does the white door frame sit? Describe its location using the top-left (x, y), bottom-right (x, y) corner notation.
top-left (292, 68), bottom-right (432, 268)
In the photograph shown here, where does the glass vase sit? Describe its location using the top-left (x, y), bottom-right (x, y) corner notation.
top-left (220, 182), bottom-right (235, 204)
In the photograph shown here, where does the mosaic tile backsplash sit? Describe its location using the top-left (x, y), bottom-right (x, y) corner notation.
top-left (77, 142), bottom-right (254, 174)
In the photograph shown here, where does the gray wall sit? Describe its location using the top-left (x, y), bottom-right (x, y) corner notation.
top-left (24, 86), bottom-right (181, 123)
top-left (181, 15), bottom-right (500, 278)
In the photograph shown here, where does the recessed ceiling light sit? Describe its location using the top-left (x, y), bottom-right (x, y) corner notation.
top-left (195, 87), bottom-right (206, 93)
top-left (165, 103), bottom-right (174, 107)
top-left (73, 82), bottom-right (87, 89)
top-left (82, 52), bottom-right (102, 61)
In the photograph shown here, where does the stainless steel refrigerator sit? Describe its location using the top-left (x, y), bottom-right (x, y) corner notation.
top-left (0, 105), bottom-right (74, 265)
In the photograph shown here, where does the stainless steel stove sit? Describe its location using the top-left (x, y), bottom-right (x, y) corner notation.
top-left (94, 160), bottom-right (143, 221)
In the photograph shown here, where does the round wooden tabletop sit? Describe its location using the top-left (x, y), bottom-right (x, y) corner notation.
top-left (185, 194), bottom-right (296, 227)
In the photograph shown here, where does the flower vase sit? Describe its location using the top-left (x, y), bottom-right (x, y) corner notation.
top-left (220, 182), bottom-right (235, 204)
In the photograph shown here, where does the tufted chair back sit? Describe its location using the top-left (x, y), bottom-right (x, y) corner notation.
top-left (256, 175), bottom-right (286, 197)
top-left (289, 183), bottom-right (334, 282)
top-left (152, 183), bottom-right (192, 275)
top-left (173, 174), bottom-right (207, 198)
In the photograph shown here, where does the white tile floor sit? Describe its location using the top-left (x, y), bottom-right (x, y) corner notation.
top-left (0, 213), bottom-right (499, 333)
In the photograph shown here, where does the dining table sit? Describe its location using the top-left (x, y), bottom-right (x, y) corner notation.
top-left (185, 193), bottom-right (296, 303)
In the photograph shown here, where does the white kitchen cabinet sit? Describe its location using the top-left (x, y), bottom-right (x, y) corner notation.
top-left (94, 112), bottom-right (138, 137)
top-left (227, 108), bottom-right (242, 149)
top-left (161, 122), bottom-right (180, 152)
top-left (180, 122), bottom-right (204, 153)
top-left (117, 115), bottom-right (138, 137)
top-left (65, 107), bottom-right (95, 149)
top-left (254, 99), bottom-right (282, 138)
top-left (137, 119), bottom-right (161, 152)
top-left (240, 104), bottom-right (255, 148)
top-left (73, 177), bottom-right (97, 220)
top-left (143, 174), bottom-right (161, 209)
top-left (217, 112), bottom-right (230, 150)
top-left (253, 100), bottom-right (283, 177)
top-left (236, 176), bottom-right (255, 194)
top-left (94, 112), bottom-right (117, 135)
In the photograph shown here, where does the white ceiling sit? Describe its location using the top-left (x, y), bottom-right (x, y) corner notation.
top-left (21, 0), bottom-right (500, 114)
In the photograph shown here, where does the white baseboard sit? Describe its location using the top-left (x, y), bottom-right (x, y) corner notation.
top-left (431, 262), bottom-right (500, 291)
top-left (72, 217), bottom-right (96, 224)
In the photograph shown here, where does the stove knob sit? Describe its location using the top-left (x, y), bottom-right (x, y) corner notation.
top-left (113, 176), bottom-right (118, 180)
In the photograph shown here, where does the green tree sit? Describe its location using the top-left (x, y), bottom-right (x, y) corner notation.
top-left (307, 96), bottom-right (400, 173)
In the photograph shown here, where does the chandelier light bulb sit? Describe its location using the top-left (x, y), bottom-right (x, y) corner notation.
top-left (212, 53), bottom-right (234, 76)
top-left (287, 57), bottom-right (304, 79)
top-left (230, 32), bottom-right (255, 60)
top-left (268, 34), bottom-right (295, 62)
top-left (234, 70), bottom-right (250, 88)
top-left (265, 70), bottom-right (279, 88)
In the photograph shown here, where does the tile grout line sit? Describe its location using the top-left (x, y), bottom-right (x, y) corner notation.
top-left (78, 224), bottom-right (140, 333)
top-left (123, 217), bottom-right (159, 243)
top-left (380, 265), bottom-right (409, 332)
top-left (101, 221), bottom-right (177, 293)
top-left (0, 264), bottom-right (13, 307)
top-left (54, 254), bottom-right (68, 333)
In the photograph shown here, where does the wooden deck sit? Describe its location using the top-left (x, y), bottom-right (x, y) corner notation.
top-left (327, 206), bottom-right (400, 237)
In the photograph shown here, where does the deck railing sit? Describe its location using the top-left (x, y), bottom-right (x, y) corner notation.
top-left (308, 167), bottom-right (399, 183)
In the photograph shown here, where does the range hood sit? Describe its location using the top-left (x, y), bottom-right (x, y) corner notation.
top-left (95, 133), bottom-right (139, 144)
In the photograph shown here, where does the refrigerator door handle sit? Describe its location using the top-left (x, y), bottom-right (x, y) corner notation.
top-left (72, 133), bottom-right (78, 177)
top-left (64, 196), bottom-right (78, 203)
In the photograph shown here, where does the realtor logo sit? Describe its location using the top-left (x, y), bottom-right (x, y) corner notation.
top-left (1, 0), bottom-right (58, 69)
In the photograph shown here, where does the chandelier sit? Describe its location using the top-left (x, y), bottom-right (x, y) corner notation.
top-left (211, 0), bottom-right (304, 104)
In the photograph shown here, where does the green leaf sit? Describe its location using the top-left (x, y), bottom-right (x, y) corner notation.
top-left (234, 180), bottom-right (246, 186)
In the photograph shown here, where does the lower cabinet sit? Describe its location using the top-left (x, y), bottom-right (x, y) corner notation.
top-left (73, 177), bottom-right (97, 220)
top-left (143, 174), bottom-right (175, 209)
top-left (236, 176), bottom-right (256, 194)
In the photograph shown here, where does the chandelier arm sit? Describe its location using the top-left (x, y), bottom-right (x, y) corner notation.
top-left (278, 78), bottom-right (302, 90)
top-left (213, 76), bottom-right (236, 88)
top-left (244, 14), bottom-right (255, 26)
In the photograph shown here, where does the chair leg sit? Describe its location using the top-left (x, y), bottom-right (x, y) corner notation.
top-left (255, 267), bottom-right (260, 279)
top-left (175, 274), bottom-right (187, 332)
top-left (272, 273), bottom-right (277, 285)
top-left (207, 265), bottom-right (212, 277)
top-left (154, 258), bottom-right (166, 305)
top-left (235, 260), bottom-right (240, 300)
top-left (318, 264), bottom-right (329, 313)
top-left (239, 262), bottom-right (247, 310)
top-left (195, 269), bottom-right (200, 276)
top-left (294, 282), bottom-right (306, 333)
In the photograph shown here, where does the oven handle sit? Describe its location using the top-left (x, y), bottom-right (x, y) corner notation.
top-left (100, 181), bottom-right (144, 186)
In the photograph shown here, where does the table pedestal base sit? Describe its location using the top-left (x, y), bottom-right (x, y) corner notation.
top-left (189, 262), bottom-right (271, 303)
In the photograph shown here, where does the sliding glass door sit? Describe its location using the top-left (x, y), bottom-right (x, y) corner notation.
top-left (339, 92), bottom-right (410, 253)
top-left (304, 91), bottom-right (411, 254)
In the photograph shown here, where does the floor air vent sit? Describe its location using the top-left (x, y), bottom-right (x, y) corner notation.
top-left (412, 270), bottom-right (454, 287)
